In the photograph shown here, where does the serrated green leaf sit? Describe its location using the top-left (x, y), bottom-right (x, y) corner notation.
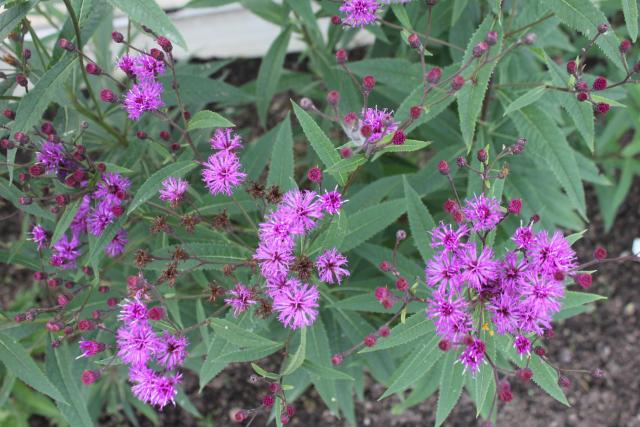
top-left (187, 110), bottom-right (234, 130)
top-left (282, 328), bottom-right (306, 376)
top-left (529, 355), bottom-right (570, 406)
top-left (292, 102), bottom-right (347, 185)
top-left (10, 54), bottom-right (77, 182)
top-left (0, 332), bottom-right (66, 404)
top-left (360, 313), bottom-right (435, 353)
top-left (127, 160), bottom-right (198, 215)
top-left (303, 360), bottom-right (355, 381)
top-left (622, 0), bottom-right (639, 41)
top-left (503, 86), bottom-right (547, 116)
top-left (379, 335), bottom-right (441, 399)
top-left (305, 318), bottom-right (340, 414)
top-left (339, 200), bottom-right (406, 252)
top-left (403, 177), bottom-right (435, 263)
top-left (307, 212), bottom-right (348, 255)
top-left (105, 0), bottom-right (187, 48)
top-left (456, 17), bottom-right (503, 149)
top-left (50, 199), bottom-right (82, 246)
top-left (209, 319), bottom-right (277, 348)
top-left (557, 291), bottom-right (606, 313)
top-left (435, 350), bottom-right (465, 426)
top-left (371, 140), bottom-right (432, 161)
top-left (267, 114), bottom-right (295, 190)
top-left (45, 340), bottom-right (93, 427)
top-left (541, 0), bottom-right (624, 70)
top-left (251, 363), bottom-right (280, 380)
top-left (256, 27), bottom-right (291, 125)
top-left (324, 155), bottom-right (366, 175)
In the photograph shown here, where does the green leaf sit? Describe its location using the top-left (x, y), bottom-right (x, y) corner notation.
top-left (503, 86), bottom-right (547, 116)
top-left (0, 178), bottom-right (55, 221)
top-left (307, 212), bottom-right (348, 255)
top-left (541, 0), bottom-right (624, 70)
top-left (105, 0), bottom-right (187, 48)
top-left (256, 27), bottom-right (291, 126)
top-left (501, 97), bottom-right (586, 217)
top-left (371, 139), bottom-right (432, 161)
top-left (45, 341), bottom-right (93, 427)
top-left (0, 332), bottom-right (66, 404)
top-left (10, 54), bottom-right (77, 182)
top-left (187, 110), bottom-right (234, 130)
top-left (339, 200), bottom-right (406, 252)
top-left (435, 350), bottom-right (465, 426)
top-left (251, 363), bottom-right (280, 380)
top-left (50, 199), bottom-right (82, 246)
top-left (456, 17), bottom-right (503, 149)
top-left (557, 291), bottom-right (606, 313)
top-left (292, 101), bottom-right (347, 185)
top-left (622, 0), bottom-right (639, 41)
top-left (86, 215), bottom-right (127, 269)
top-left (359, 313), bottom-right (435, 354)
top-left (209, 319), bottom-right (278, 348)
top-left (0, 0), bottom-right (41, 42)
top-left (529, 355), bottom-right (570, 406)
top-left (392, 4), bottom-right (413, 30)
top-left (379, 335), bottom-right (442, 399)
top-left (267, 114), bottom-right (295, 190)
top-left (451, 0), bottom-right (470, 26)
top-left (324, 155), bottom-right (366, 175)
top-left (403, 177), bottom-right (435, 263)
top-left (127, 160), bottom-right (198, 215)
top-left (302, 360), bottom-right (355, 381)
top-left (282, 328), bottom-right (306, 376)
top-left (305, 318), bottom-right (340, 414)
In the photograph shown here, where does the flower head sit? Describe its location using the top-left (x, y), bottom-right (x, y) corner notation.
top-left (487, 292), bottom-right (519, 334)
top-left (70, 195), bottom-right (91, 236)
top-left (463, 194), bottom-right (503, 232)
top-left (156, 333), bottom-right (188, 370)
top-left (316, 248), bottom-right (350, 285)
top-left (460, 245), bottom-right (498, 290)
top-left (459, 338), bottom-right (486, 374)
top-left (201, 152), bottom-right (246, 196)
top-left (224, 283), bottom-right (257, 316)
top-left (119, 296), bottom-right (148, 324)
top-left (280, 190), bottom-right (323, 234)
top-left (425, 251), bottom-right (463, 292)
top-left (159, 177), bottom-right (189, 207)
top-left (361, 107), bottom-right (398, 143)
top-left (273, 282), bottom-right (319, 329)
top-left (431, 222), bottom-right (469, 253)
top-left (339, 0), bottom-right (379, 28)
top-left (210, 128), bottom-right (242, 152)
top-left (30, 224), bottom-right (48, 250)
top-left (320, 188), bottom-right (345, 215)
top-left (132, 54), bottom-right (165, 79)
top-left (106, 228), bottom-right (128, 257)
top-left (513, 335), bottom-right (531, 356)
top-left (124, 79), bottom-right (164, 121)
top-left (87, 202), bottom-right (116, 236)
top-left (427, 291), bottom-right (471, 341)
top-left (51, 234), bottom-right (81, 269)
top-left (116, 322), bottom-right (160, 367)
top-left (254, 240), bottom-right (295, 280)
top-left (35, 141), bottom-right (64, 174)
top-left (530, 231), bottom-right (576, 277)
top-left (78, 339), bottom-right (106, 358)
top-left (93, 172), bottom-right (131, 205)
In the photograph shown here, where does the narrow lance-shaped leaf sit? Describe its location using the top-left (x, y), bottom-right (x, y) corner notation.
top-left (256, 27), bottom-right (291, 126)
top-left (403, 177), bottom-right (436, 263)
top-left (339, 200), bottom-right (406, 252)
top-left (622, 0), bottom-right (639, 42)
top-left (435, 349), bottom-right (465, 426)
top-left (267, 113), bottom-right (295, 190)
top-left (187, 110), bottom-right (235, 130)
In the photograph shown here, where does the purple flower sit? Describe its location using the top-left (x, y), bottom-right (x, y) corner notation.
top-left (209, 128), bottom-right (242, 152)
top-left (530, 231), bottom-right (576, 277)
top-left (361, 107), bottom-right (398, 143)
top-left (254, 240), bottom-right (295, 280)
top-left (425, 251), bottom-right (463, 292)
top-left (520, 273), bottom-right (564, 316)
top-left (513, 335), bottom-right (531, 356)
top-left (116, 322), bottom-right (160, 367)
top-left (431, 222), bottom-right (469, 253)
top-left (117, 55), bottom-right (135, 75)
top-left (50, 234), bottom-right (81, 269)
top-left (280, 190), bottom-right (323, 234)
top-left (129, 367), bottom-right (181, 409)
top-left (132, 54), bottom-right (165, 79)
top-left (201, 151), bottom-right (246, 196)
top-left (93, 172), bottom-right (131, 205)
top-left (427, 290), bottom-right (471, 341)
top-left (339, 0), bottom-right (379, 28)
top-left (316, 248), bottom-right (350, 285)
top-left (224, 283), bottom-right (257, 316)
top-left (459, 338), bottom-right (486, 374)
top-left (460, 245), bottom-right (498, 290)
top-left (273, 282), bottom-right (319, 329)
top-left (77, 340), bottom-right (106, 358)
top-left (512, 225), bottom-right (534, 250)
top-left (148, 373), bottom-right (181, 409)
top-left (70, 195), bottom-right (91, 236)
top-left (487, 292), bottom-right (519, 335)
top-left (156, 333), bottom-right (188, 370)
top-left (266, 275), bottom-right (297, 298)
top-left (87, 202), bottom-right (116, 236)
top-left (106, 228), bottom-right (127, 257)
top-left (320, 188), bottom-right (345, 215)
top-left (463, 194), bottom-right (504, 232)
top-left (119, 296), bottom-right (148, 324)
top-left (516, 304), bottom-right (551, 335)
top-left (499, 251), bottom-right (528, 293)
top-left (124, 79), bottom-right (164, 121)
top-left (159, 177), bottom-right (189, 207)
top-left (35, 141), bottom-right (64, 174)
top-left (259, 209), bottom-right (295, 249)
top-left (30, 224), bottom-right (48, 250)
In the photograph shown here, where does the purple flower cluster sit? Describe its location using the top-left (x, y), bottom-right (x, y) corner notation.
top-left (248, 189), bottom-right (347, 329)
top-left (360, 107), bottom-right (398, 143)
top-left (424, 194), bottom-right (577, 373)
top-left (120, 53), bottom-right (165, 120)
top-left (114, 295), bottom-right (188, 409)
top-left (201, 128), bottom-right (246, 196)
top-left (339, 0), bottom-right (379, 28)
top-left (159, 176), bottom-right (189, 207)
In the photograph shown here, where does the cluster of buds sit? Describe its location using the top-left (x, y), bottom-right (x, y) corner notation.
top-left (232, 380), bottom-right (295, 424)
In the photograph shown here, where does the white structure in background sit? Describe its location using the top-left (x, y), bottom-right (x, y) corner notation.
top-left (27, 0), bottom-right (374, 59)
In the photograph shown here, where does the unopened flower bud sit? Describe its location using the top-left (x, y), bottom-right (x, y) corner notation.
top-left (597, 23), bottom-right (609, 34)
top-left (148, 306), bottom-right (165, 320)
top-left (566, 59), bottom-right (577, 75)
top-left (558, 375), bottom-right (572, 388)
top-left (331, 15), bottom-right (342, 26)
top-left (307, 166), bottom-right (323, 183)
top-left (19, 196), bottom-right (32, 205)
top-left (620, 39), bottom-right (632, 54)
top-left (81, 370), bottom-right (100, 385)
top-left (410, 105), bottom-right (422, 119)
top-left (426, 67), bottom-right (442, 84)
top-left (508, 199), bottom-right (522, 215)
top-left (392, 130), bottom-right (406, 145)
top-left (472, 41), bottom-right (489, 58)
top-left (85, 63), bottom-right (101, 75)
top-left (378, 325), bottom-right (390, 337)
top-left (485, 31), bottom-right (498, 46)
top-left (16, 74), bottom-right (28, 87)
top-left (335, 49), bottom-right (348, 64)
top-left (593, 76), bottom-right (607, 91)
top-left (408, 33), bottom-right (421, 49)
top-left (157, 36), bottom-right (173, 53)
top-left (3, 108), bottom-right (15, 120)
top-left (362, 75), bottom-right (376, 91)
top-left (575, 273), bottom-right (593, 289)
top-left (456, 156), bottom-right (467, 167)
top-left (577, 92), bottom-right (588, 102)
top-left (522, 32), bottom-right (537, 45)
top-left (438, 160), bottom-right (450, 175)
top-left (451, 75), bottom-right (465, 91)
top-left (477, 148), bottom-right (487, 162)
top-left (438, 339), bottom-right (451, 351)
top-left (111, 31), bottom-right (124, 43)
top-left (326, 90), bottom-right (340, 106)
top-left (331, 354), bottom-right (343, 365)
top-left (517, 368), bottom-right (533, 381)
top-left (300, 97), bottom-right (314, 110)
top-left (363, 334), bottom-right (377, 347)
top-left (379, 261), bottom-right (391, 271)
top-left (596, 102), bottom-right (610, 114)
top-left (340, 147), bottom-right (352, 158)
top-left (396, 230), bottom-right (407, 241)
top-left (100, 89), bottom-right (116, 103)
top-left (593, 246), bottom-right (607, 260)
top-left (534, 346), bottom-right (546, 356)
top-left (395, 277), bottom-right (408, 291)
